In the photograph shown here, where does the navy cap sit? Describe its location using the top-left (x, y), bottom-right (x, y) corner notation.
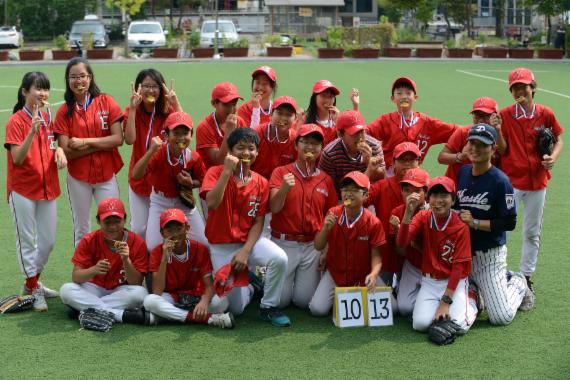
top-left (468, 123), bottom-right (497, 145)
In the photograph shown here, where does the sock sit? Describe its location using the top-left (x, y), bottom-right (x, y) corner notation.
top-left (25, 274), bottom-right (40, 291)
top-left (185, 311), bottom-right (212, 325)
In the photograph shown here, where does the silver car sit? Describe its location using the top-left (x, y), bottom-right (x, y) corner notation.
top-left (200, 20), bottom-right (239, 49)
top-left (68, 20), bottom-right (109, 48)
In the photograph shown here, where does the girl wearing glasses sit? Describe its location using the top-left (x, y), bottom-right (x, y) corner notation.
top-left (54, 58), bottom-right (124, 247)
top-left (123, 68), bottom-right (182, 239)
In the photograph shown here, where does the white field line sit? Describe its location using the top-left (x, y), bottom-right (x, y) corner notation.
top-left (463, 69), bottom-right (551, 73)
top-left (0, 85), bottom-right (65, 113)
top-left (456, 70), bottom-right (570, 99)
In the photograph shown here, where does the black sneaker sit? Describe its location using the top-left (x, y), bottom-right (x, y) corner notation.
top-left (66, 305), bottom-right (80, 320)
top-left (259, 306), bottom-right (291, 327)
top-left (122, 308), bottom-right (157, 325)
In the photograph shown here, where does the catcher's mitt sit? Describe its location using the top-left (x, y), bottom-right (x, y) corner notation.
top-left (427, 319), bottom-right (462, 346)
top-left (536, 127), bottom-right (556, 157)
top-left (179, 186), bottom-right (195, 210)
top-left (78, 308), bottom-right (115, 332)
top-left (174, 293), bottom-right (201, 311)
top-left (0, 295), bottom-right (35, 314)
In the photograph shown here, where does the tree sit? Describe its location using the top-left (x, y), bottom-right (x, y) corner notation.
top-left (105, 0), bottom-right (146, 57)
top-left (527, 0), bottom-right (570, 44)
top-left (437, 0), bottom-right (472, 39)
top-left (495, 0), bottom-right (505, 38)
top-left (378, 0), bottom-right (433, 31)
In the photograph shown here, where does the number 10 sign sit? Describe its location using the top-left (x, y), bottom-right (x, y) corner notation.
top-left (333, 287), bottom-right (394, 328)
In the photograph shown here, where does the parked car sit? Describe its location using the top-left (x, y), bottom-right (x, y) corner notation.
top-left (0, 26), bottom-right (23, 48)
top-left (128, 21), bottom-right (167, 49)
top-left (68, 18), bottom-right (109, 48)
top-left (200, 20), bottom-right (239, 49)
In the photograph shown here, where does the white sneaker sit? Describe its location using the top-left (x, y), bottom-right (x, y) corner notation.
top-left (518, 274), bottom-right (535, 311)
top-left (21, 282), bottom-right (59, 298)
top-left (207, 312), bottom-right (235, 329)
top-left (32, 287), bottom-right (48, 312)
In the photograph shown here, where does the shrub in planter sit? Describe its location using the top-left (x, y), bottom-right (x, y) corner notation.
top-left (318, 26), bottom-right (344, 59)
top-left (383, 47), bottom-right (412, 57)
top-left (0, 50), bottom-right (9, 61)
top-left (264, 34), bottom-right (293, 57)
top-left (509, 48), bottom-right (534, 59)
top-left (343, 27), bottom-right (380, 59)
top-left (416, 47), bottom-right (442, 58)
top-left (537, 48), bottom-right (564, 59)
top-left (192, 48), bottom-right (215, 58)
top-left (223, 37), bottom-right (249, 57)
top-left (87, 49), bottom-right (114, 59)
top-left (481, 47), bottom-right (508, 58)
top-left (19, 49), bottom-right (45, 61)
top-left (445, 39), bottom-right (473, 58)
top-left (152, 48), bottom-right (179, 58)
top-left (52, 34), bottom-right (77, 60)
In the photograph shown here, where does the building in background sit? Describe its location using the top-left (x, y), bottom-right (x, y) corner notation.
top-left (265, 0), bottom-right (345, 36)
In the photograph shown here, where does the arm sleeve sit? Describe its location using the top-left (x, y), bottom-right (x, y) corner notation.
top-left (190, 152), bottom-right (207, 182)
top-left (71, 238), bottom-right (94, 269)
top-left (427, 115), bottom-right (458, 144)
top-left (490, 214), bottom-right (517, 232)
top-left (445, 127), bottom-right (467, 151)
top-left (370, 217), bottom-right (386, 248)
top-left (53, 105), bottom-right (70, 136)
top-left (446, 261), bottom-right (470, 291)
top-left (195, 120), bottom-right (218, 150)
top-left (129, 236), bottom-right (149, 274)
top-left (148, 246), bottom-right (163, 273)
top-left (199, 166), bottom-right (220, 199)
top-left (4, 117), bottom-right (25, 147)
top-left (396, 213), bottom-right (423, 248)
top-left (105, 95), bottom-right (124, 125)
top-left (269, 167), bottom-right (283, 190)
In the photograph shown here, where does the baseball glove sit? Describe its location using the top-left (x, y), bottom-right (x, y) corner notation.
top-left (536, 127), bottom-right (556, 157)
top-left (174, 293), bottom-right (201, 311)
top-left (78, 308), bottom-right (115, 332)
top-left (427, 319), bottom-right (462, 346)
top-left (179, 186), bottom-right (195, 210)
top-left (0, 295), bottom-right (35, 314)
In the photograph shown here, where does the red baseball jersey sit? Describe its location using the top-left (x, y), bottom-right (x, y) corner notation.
top-left (237, 101), bottom-right (272, 128)
top-left (444, 125), bottom-right (501, 182)
top-left (315, 120), bottom-right (338, 147)
top-left (124, 105), bottom-right (173, 196)
top-left (269, 163), bottom-right (337, 236)
top-left (251, 123), bottom-right (297, 180)
top-left (4, 109), bottom-right (60, 202)
top-left (326, 205), bottom-right (386, 287)
top-left (367, 111), bottom-right (457, 169)
top-left (200, 166), bottom-right (269, 244)
top-left (149, 240), bottom-right (213, 299)
top-left (399, 210), bottom-right (471, 279)
top-left (367, 176), bottom-right (404, 272)
top-left (499, 103), bottom-right (564, 190)
top-left (389, 204), bottom-right (422, 269)
top-left (53, 94), bottom-right (124, 184)
top-left (71, 230), bottom-right (148, 290)
top-left (146, 145), bottom-right (206, 198)
top-left (195, 113), bottom-right (247, 169)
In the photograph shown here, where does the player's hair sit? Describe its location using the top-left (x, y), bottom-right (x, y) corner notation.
top-left (295, 131), bottom-right (324, 145)
top-left (392, 82), bottom-right (415, 95)
top-left (134, 69), bottom-right (168, 115)
top-left (427, 185), bottom-right (456, 200)
top-left (13, 72), bottom-right (51, 114)
top-left (340, 178), bottom-right (368, 193)
top-left (165, 124), bottom-right (193, 137)
top-left (64, 57), bottom-right (102, 117)
top-left (96, 213), bottom-right (128, 222)
top-left (401, 183), bottom-right (428, 192)
top-left (272, 103), bottom-right (296, 116)
top-left (251, 73), bottom-right (277, 98)
top-left (227, 128), bottom-right (260, 150)
top-left (305, 91), bottom-right (337, 124)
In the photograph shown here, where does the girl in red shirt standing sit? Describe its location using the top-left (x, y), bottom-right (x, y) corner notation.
top-left (5, 72), bottom-right (67, 311)
top-left (54, 58), bottom-right (124, 247)
top-left (237, 66), bottom-right (278, 129)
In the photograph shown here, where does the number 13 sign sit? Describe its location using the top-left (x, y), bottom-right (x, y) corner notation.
top-left (333, 287), bottom-right (394, 328)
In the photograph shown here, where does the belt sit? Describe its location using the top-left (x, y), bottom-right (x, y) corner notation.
top-left (422, 272), bottom-right (448, 281)
top-left (271, 231), bottom-right (314, 243)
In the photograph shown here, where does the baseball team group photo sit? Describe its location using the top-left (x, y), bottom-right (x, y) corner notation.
top-left (1, 57), bottom-right (568, 378)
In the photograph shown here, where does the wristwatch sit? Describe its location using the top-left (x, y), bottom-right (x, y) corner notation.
top-left (473, 219), bottom-right (480, 230)
top-left (441, 295), bottom-right (453, 305)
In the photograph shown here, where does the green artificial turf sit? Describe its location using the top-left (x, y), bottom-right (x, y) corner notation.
top-left (0, 60), bottom-right (569, 379)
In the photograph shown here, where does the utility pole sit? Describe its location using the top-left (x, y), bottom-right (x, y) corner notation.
top-left (214, 0), bottom-right (220, 59)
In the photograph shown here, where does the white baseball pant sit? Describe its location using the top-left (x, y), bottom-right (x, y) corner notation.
top-left (145, 190), bottom-right (208, 252)
top-left (471, 245), bottom-right (527, 325)
top-left (309, 270), bottom-right (397, 317)
top-left (209, 237), bottom-right (288, 315)
top-left (270, 238), bottom-right (320, 309)
top-left (8, 192), bottom-right (57, 279)
top-left (397, 259), bottom-right (423, 317)
top-left (412, 276), bottom-right (477, 333)
top-left (67, 174), bottom-right (120, 247)
top-left (513, 188), bottom-right (547, 276)
top-left (59, 282), bottom-right (147, 322)
top-left (128, 186), bottom-right (150, 239)
top-left (143, 292), bottom-right (228, 323)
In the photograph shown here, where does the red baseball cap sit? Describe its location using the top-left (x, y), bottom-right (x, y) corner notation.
top-left (211, 82), bottom-right (243, 103)
top-left (252, 66), bottom-right (277, 82)
top-left (312, 80), bottom-right (340, 95)
top-left (160, 208), bottom-right (187, 229)
top-left (214, 264), bottom-right (250, 296)
top-left (508, 68), bottom-right (535, 89)
top-left (341, 171), bottom-right (370, 190)
top-left (428, 176), bottom-right (456, 194)
top-left (393, 142), bottom-right (421, 159)
top-left (392, 77), bottom-right (417, 94)
top-left (470, 97), bottom-right (499, 115)
top-left (97, 198), bottom-right (126, 220)
top-left (164, 112), bottom-right (193, 131)
top-left (272, 95), bottom-right (298, 112)
top-left (336, 110), bottom-right (366, 135)
top-left (297, 123), bottom-right (324, 140)
top-left (400, 168), bottom-right (430, 188)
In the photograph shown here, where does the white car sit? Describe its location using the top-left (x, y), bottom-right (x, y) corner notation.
top-left (0, 26), bottom-right (22, 48)
top-left (128, 21), bottom-right (167, 49)
top-left (200, 20), bottom-right (239, 48)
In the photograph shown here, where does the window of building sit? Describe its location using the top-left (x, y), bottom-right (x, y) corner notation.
top-left (481, 0), bottom-right (490, 17)
top-left (356, 0), bottom-right (373, 13)
top-left (341, 0), bottom-right (354, 13)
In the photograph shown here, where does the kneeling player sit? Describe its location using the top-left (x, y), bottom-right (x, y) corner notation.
top-left (389, 168), bottom-right (430, 317)
top-left (397, 177), bottom-right (477, 333)
top-left (143, 208), bottom-right (234, 328)
top-left (60, 198), bottom-right (150, 325)
top-left (309, 172), bottom-right (387, 317)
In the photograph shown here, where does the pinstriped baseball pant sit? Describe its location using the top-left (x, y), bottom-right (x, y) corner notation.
top-left (471, 245), bottom-right (526, 325)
